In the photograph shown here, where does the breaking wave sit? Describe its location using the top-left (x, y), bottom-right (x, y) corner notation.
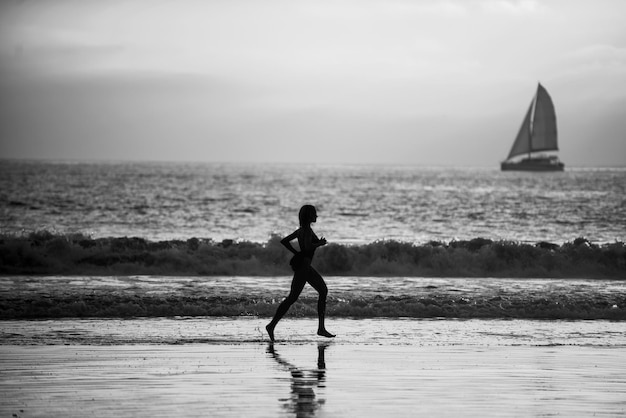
top-left (1, 231), bottom-right (624, 278)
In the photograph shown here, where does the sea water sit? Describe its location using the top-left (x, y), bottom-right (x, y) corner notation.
top-left (1, 160), bottom-right (624, 244)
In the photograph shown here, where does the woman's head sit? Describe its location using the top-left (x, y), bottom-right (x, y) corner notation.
top-left (298, 205), bottom-right (317, 226)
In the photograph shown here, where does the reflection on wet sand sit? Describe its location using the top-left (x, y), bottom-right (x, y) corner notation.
top-left (268, 342), bottom-right (329, 417)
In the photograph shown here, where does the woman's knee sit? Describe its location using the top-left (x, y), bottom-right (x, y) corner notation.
top-left (284, 293), bottom-right (299, 305)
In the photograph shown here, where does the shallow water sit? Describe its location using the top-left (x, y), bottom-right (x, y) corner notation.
top-left (1, 318), bottom-right (626, 417)
top-left (2, 276), bottom-right (624, 319)
top-left (2, 317), bottom-right (626, 346)
top-left (3, 275), bottom-right (624, 300)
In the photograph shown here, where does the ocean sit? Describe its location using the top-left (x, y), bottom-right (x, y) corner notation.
top-left (1, 160), bottom-right (624, 244)
top-left (1, 160), bottom-right (626, 417)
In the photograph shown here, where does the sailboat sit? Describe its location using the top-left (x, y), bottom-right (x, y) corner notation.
top-left (501, 83), bottom-right (565, 171)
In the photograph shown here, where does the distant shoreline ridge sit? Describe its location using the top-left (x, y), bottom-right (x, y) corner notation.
top-left (1, 231), bottom-right (623, 279)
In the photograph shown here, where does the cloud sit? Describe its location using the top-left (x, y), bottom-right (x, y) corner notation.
top-left (1, 0), bottom-right (625, 165)
top-left (480, 0), bottom-right (544, 14)
top-left (561, 45), bottom-right (626, 72)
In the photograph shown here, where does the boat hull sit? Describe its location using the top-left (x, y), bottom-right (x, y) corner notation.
top-left (501, 157), bottom-right (564, 172)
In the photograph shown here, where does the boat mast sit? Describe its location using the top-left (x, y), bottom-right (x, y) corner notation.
top-left (528, 86), bottom-right (538, 160)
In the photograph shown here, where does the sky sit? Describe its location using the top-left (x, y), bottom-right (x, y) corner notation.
top-left (0, 0), bottom-right (625, 166)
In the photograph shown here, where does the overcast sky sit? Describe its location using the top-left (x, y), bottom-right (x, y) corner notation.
top-left (0, 0), bottom-right (625, 166)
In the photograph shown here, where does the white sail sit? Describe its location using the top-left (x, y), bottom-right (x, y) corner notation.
top-left (506, 83), bottom-right (558, 160)
top-left (530, 83), bottom-right (558, 152)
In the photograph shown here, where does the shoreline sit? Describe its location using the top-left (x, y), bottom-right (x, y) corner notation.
top-left (2, 317), bottom-right (626, 346)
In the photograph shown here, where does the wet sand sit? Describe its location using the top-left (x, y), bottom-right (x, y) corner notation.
top-left (1, 318), bottom-right (626, 417)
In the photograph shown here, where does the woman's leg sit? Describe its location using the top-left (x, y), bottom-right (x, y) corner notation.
top-left (266, 273), bottom-right (306, 341)
top-left (305, 268), bottom-right (334, 338)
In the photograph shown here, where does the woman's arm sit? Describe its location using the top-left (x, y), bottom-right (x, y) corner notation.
top-left (311, 231), bottom-right (327, 248)
top-left (317, 238), bottom-right (327, 247)
top-left (280, 229), bottom-right (300, 255)
top-left (312, 236), bottom-right (327, 248)
top-left (301, 228), bottom-right (327, 253)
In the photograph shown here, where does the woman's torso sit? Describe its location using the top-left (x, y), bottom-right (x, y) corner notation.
top-left (297, 226), bottom-right (318, 259)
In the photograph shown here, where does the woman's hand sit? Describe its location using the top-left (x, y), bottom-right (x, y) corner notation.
top-left (317, 237), bottom-right (327, 247)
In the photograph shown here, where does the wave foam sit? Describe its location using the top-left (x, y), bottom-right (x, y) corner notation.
top-left (1, 232), bottom-right (624, 278)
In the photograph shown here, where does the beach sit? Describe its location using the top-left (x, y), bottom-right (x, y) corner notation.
top-left (2, 276), bottom-right (625, 415)
top-left (2, 317), bottom-right (626, 417)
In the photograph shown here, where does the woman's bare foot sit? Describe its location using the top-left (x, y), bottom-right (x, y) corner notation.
top-left (266, 324), bottom-right (275, 342)
top-left (317, 329), bottom-right (335, 338)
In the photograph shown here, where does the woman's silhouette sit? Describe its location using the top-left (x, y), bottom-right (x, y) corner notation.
top-left (266, 205), bottom-right (335, 342)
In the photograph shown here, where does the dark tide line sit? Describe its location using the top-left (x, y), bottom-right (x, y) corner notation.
top-left (2, 276), bottom-right (624, 320)
top-left (2, 295), bottom-right (623, 321)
